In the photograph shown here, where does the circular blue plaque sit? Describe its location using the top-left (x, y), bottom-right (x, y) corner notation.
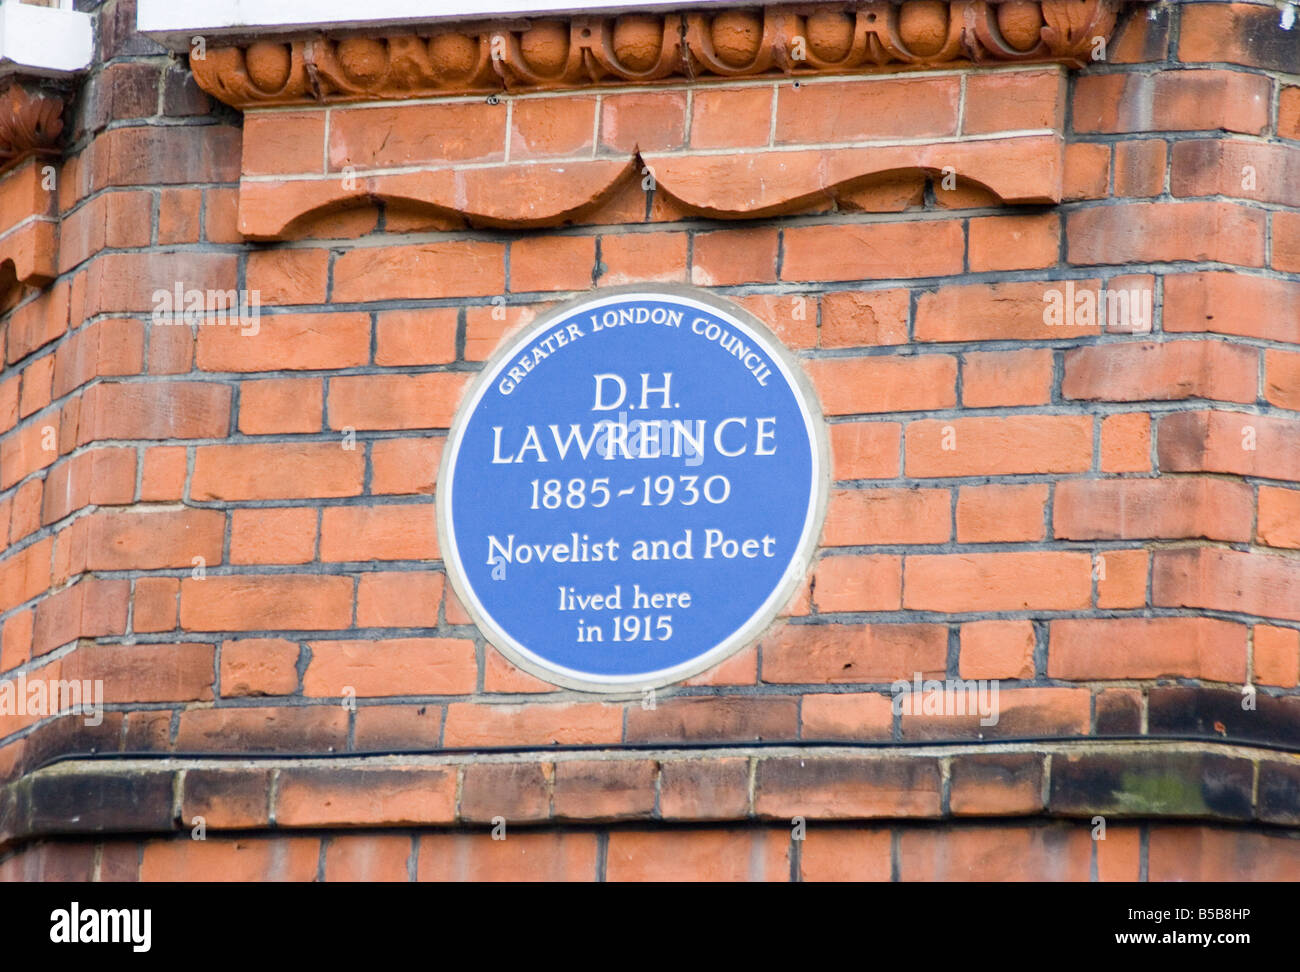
top-left (437, 286), bottom-right (827, 692)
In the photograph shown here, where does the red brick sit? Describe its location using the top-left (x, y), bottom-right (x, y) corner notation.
top-left (949, 753), bottom-right (1044, 815)
top-left (418, 832), bottom-right (597, 882)
top-left (192, 443), bottom-right (364, 500)
top-left (238, 377), bottom-right (323, 434)
top-left (1063, 340), bottom-right (1257, 403)
top-left (61, 641), bottom-right (213, 703)
top-left (961, 349), bottom-right (1053, 407)
top-left (370, 437), bottom-right (441, 495)
top-left (1277, 210), bottom-right (1300, 273)
top-left (1054, 477), bottom-right (1254, 542)
top-left (325, 835), bottom-right (411, 882)
top-left (327, 373), bottom-right (470, 430)
top-left (1178, 3), bottom-right (1298, 72)
top-left (139, 446), bottom-right (187, 501)
top-left (599, 91), bottom-right (687, 153)
top-left (1113, 139), bottom-right (1167, 197)
top-left (304, 638), bottom-right (475, 696)
top-left (1049, 617), bottom-right (1247, 681)
top-left (320, 504), bottom-right (437, 561)
top-left (819, 290), bottom-right (909, 348)
top-left (968, 213), bottom-right (1059, 271)
top-left (332, 243), bottom-right (505, 301)
top-left (757, 755), bottom-right (941, 819)
top-left (760, 622), bottom-right (946, 684)
top-left (1154, 547), bottom-right (1300, 623)
top-left (1265, 350), bottom-right (1300, 410)
top-left (329, 102), bottom-right (505, 168)
top-left (916, 279), bottom-right (1101, 342)
top-left (1148, 826), bottom-right (1300, 881)
top-left (1259, 486), bottom-right (1300, 549)
top-left (800, 828), bottom-right (893, 882)
top-left (690, 86), bottom-right (772, 148)
top-left (1164, 272), bottom-right (1300, 343)
top-left (690, 227), bottom-right (778, 286)
top-left (775, 77), bottom-right (959, 142)
top-left (1100, 412), bottom-right (1150, 472)
top-left (229, 507), bottom-right (317, 565)
top-left (53, 317), bottom-right (145, 398)
top-left (658, 758), bottom-right (751, 820)
top-left (783, 221), bottom-right (964, 281)
top-left (277, 767), bottom-right (456, 826)
top-left (510, 96), bottom-right (597, 159)
top-left (1158, 411), bottom-right (1300, 482)
top-left (960, 620), bottom-right (1036, 680)
top-left (354, 704), bottom-right (445, 750)
top-left (731, 294), bottom-right (818, 349)
top-left (829, 422), bottom-right (901, 480)
top-left (1068, 201), bottom-right (1265, 267)
top-left (510, 235), bottom-right (596, 292)
top-left (1283, 85), bottom-right (1300, 140)
top-left (86, 508), bottom-right (224, 570)
top-left (899, 823), bottom-right (1091, 880)
top-left (1073, 71), bottom-right (1270, 135)
top-left (812, 554), bottom-right (902, 612)
top-left (822, 487), bottom-right (950, 545)
top-left (79, 381), bottom-right (230, 441)
top-left (246, 249), bottom-right (329, 305)
top-left (1096, 548), bottom-right (1149, 609)
top-left (1063, 141), bottom-right (1111, 200)
top-left (221, 638), bottom-right (301, 696)
top-left (1255, 625), bottom-right (1300, 689)
top-left (242, 112), bottom-right (326, 176)
top-left (482, 644), bottom-right (557, 694)
top-left (179, 575), bottom-right (354, 630)
top-left (606, 829), bottom-right (788, 882)
top-left (800, 693), bottom-right (894, 741)
top-left (963, 69), bottom-right (1064, 133)
top-left (625, 695), bottom-right (798, 742)
top-left (141, 837), bottom-right (320, 882)
top-left (805, 354), bottom-right (956, 415)
top-left (133, 577), bottom-right (178, 633)
top-left (175, 706), bottom-right (348, 752)
top-left (598, 231), bottom-right (688, 284)
top-left (904, 552), bottom-right (1092, 611)
top-left (443, 701), bottom-right (622, 747)
top-left (905, 415), bottom-right (1093, 477)
top-left (356, 571), bottom-right (444, 628)
top-left (956, 484), bottom-right (1047, 542)
top-left (553, 759), bottom-right (657, 821)
top-left (197, 312), bottom-right (369, 372)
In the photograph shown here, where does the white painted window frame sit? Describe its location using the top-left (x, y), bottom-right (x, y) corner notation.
top-left (137, 0), bottom-right (783, 49)
top-left (0, 0), bottom-right (94, 79)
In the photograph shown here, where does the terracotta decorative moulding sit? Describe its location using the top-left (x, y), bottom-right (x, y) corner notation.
top-left (0, 80), bottom-right (66, 174)
top-left (190, 0), bottom-right (1119, 107)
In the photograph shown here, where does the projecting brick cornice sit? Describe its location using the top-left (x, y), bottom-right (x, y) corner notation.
top-left (189, 0), bottom-right (1119, 108)
top-left (2, 739), bottom-right (1298, 851)
top-left (0, 82), bottom-right (66, 309)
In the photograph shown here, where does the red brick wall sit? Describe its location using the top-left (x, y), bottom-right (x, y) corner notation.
top-left (1, 0), bottom-right (1298, 881)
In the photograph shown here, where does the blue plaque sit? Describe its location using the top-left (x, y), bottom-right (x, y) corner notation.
top-left (437, 286), bottom-right (828, 692)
